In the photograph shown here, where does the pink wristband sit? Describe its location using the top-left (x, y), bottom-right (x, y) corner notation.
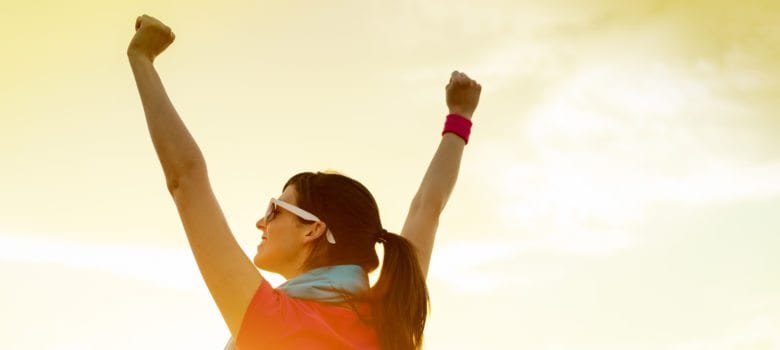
top-left (442, 114), bottom-right (473, 144)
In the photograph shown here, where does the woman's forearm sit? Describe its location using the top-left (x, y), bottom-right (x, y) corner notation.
top-left (413, 133), bottom-right (466, 212)
top-left (129, 55), bottom-right (206, 187)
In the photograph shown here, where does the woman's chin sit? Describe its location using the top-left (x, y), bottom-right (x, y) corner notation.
top-left (254, 254), bottom-right (278, 273)
top-left (253, 253), bottom-right (266, 269)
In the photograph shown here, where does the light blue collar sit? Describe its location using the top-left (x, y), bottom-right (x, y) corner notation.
top-left (278, 264), bottom-right (369, 303)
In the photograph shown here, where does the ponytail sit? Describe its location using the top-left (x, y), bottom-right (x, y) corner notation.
top-left (370, 231), bottom-right (429, 350)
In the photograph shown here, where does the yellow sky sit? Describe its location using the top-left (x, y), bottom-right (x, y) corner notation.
top-left (2, 0), bottom-right (779, 349)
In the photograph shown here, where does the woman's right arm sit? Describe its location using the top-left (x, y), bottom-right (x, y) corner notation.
top-left (400, 71), bottom-right (482, 279)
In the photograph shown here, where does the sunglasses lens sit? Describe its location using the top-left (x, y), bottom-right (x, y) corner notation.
top-left (265, 201), bottom-right (275, 222)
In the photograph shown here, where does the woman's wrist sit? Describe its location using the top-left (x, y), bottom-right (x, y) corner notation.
top-left (442, 113), bottom-right (473, 144)
top-left (127, 50), bottom-right (155, 65)
top-left (448, 110), bottom-right (473, 120)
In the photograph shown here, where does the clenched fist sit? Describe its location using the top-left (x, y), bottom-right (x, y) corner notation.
top-left (446, 71), bottom-right (481, 120)
top-left (127, 14), bottom-right (175, 62)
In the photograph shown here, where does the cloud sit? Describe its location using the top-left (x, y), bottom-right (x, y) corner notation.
top-left (427, 236), bottom-right (613, 295)
top-left (460, 3), bottom-right (780, 257)
top-left (0, 233), bottom-right (207, 292)
top-left (428, 238), bottom-right (527, 295)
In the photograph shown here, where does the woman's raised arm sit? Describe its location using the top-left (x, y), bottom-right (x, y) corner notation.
top-left (400, 71), bottom-right (482, 279)
top-left (128, 15), bottom-right (262, 338)
top-left (127, 14), bottom-right (203, 184)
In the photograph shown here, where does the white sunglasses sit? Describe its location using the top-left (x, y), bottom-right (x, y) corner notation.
top-left (264, 197), bottom-right (336, 244)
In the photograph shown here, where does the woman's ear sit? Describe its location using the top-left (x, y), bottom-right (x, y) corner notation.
top-left (303, 222), bottom-right (327, 243)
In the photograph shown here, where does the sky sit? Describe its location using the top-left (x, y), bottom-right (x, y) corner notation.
top-left (1, 0), bottom-right (779, 348)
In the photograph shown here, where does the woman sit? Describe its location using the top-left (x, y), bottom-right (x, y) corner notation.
top-left (127, 14), bottom-right (481, 350)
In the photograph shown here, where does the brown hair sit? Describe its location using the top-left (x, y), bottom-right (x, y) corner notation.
top-left (283, 171), bottom-right (429, 350)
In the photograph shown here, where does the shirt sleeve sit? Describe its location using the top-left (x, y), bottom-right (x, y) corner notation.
top-left (235, 278), bottom-right (306, 349)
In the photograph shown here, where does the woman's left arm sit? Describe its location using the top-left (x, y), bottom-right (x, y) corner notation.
top-left (129, 55), bottom-right (205, 183)
top-left (128, 15), bottom-right (262, 338)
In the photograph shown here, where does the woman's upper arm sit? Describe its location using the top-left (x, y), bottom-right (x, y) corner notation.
top-left (169, 172), bottom-right (264, 338)
top-left (399, 199), bottom-right (442, 280)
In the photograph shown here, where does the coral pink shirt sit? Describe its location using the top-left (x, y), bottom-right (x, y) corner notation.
top-left (236, 278), bottom-right (379, 350)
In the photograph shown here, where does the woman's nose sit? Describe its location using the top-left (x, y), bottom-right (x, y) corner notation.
top-left (256, 218), bottom-right (266, 230)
